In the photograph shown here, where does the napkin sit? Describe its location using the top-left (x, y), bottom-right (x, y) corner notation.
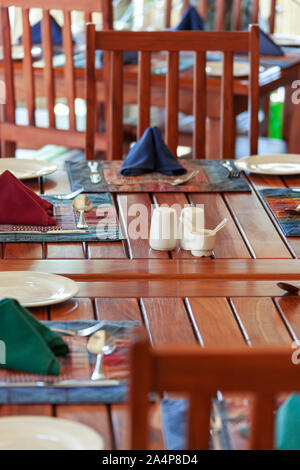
top-left (0, 170), bottom-right (56, 225)
top-left (120, 127), bottom-right (187, 176)
top-left (260, 29), bottom-right (284, 57)
top-left (0, 298), bottom-right (69, 375)
top-left (175, 6), bottom-right (205, 31)
top-left (275, 394), bottom-right (300, 450)
top-left (18, 16), bottom-right (63, 47)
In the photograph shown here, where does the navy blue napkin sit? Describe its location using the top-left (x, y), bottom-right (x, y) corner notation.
top-left (175, 6), bottom-right (205, 31)
top-left (120, 127), bottom-right (187, 176)
top-left (18, 16), bottom-right (63, 46)
top-left (260, 29), bottom-right (284, 57)
top-left (120, 127), bottom-right (156, 176)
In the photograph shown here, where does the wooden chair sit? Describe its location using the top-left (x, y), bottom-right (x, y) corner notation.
top-left (130, 336), bottom-right (300, 450)
top-left (0, 0), bottom-right (113, 158)
top-left (85, 24), bottom-right (259, 160)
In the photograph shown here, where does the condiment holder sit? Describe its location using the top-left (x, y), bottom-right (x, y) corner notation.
top-left (149, 207), bottom-right (177, 251)
top-left (179, 206), bottom-right (204, 250)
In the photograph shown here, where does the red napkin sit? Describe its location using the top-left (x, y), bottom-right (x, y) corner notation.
top-left (0, 170), bottom-right (56, 225)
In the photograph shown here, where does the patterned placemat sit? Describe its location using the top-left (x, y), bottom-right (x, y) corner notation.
top-left (0, 193), bottom-right (123, 242)
top-left (259, 188), bottom-right (300, 237)
top-left (65, 160), bottom-right (251, 193)
top-left (0, 320), bottom-right (139, 404)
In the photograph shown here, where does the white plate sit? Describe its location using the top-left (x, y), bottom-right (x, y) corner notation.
top-left (0, 158), bottom-right (57, 180)
top-left (0, 272), bottom-right (79, 307)
top-left (272, 34), bottom-right (300, 47)
top-left (206, 61), bottom-right (251, 77)
top-left (0, 416), bottom-right (104, 450)
top-left (236, 154), bottom-right (300, 175)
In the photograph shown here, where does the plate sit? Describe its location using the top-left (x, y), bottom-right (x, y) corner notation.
top-left (0, 416), bottom-right (104, 450)
top-left (272, 34), bottom-right (300, 47)
top-left (236, 154), bottom-right (300, 175)
top-left (0, 45), bottom-right (42, 61)
top-left (206, 61), bottom-right (251, 77)
top-left (0, 158), bottom-right (57, 180)
top-left (0, 272), bottom-right (79, 307)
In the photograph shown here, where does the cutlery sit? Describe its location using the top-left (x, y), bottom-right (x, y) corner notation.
top-left (284, 208), bottom-right (300, 216)
top-left (87, 330), bottom-right (116, 381)
top-left (51, 187), bottom-right (84, 200)
top-left (51, 323), bottom-right (106, 337)
top-left (277, 282), bottom-right (300, 294)
top-left (88, 161), bottom-right (101, 184)
top-left (72, 195), bottom-right (93, 229)
top-left (211, 218), bottom-right (228, 234)
top-left (221, 160), bottom-right (241, 178)
top-left (106, 170), bottom-right (199, 186)
top-left (0, 379), bottom-right (120, 388)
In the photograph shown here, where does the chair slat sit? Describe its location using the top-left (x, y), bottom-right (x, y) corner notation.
top-left (249, 24), bottom-right (259, 155)
top-left (138, 51), bottom-right (151, 139)
top-left (198, 0), bottom-right (208, 21)
top-left (193, 51), bottom-right (206, 159)
top-left (22, 8), bottom-right (35, 126)
top-left (250, 394), bottom-right (275, 450)
top-left (1, 8), bottom-right (15, 124)
top-left (269, 0), bottom-right (277, 34)
top-left (233, 0), bottom-right (242, 30)
top-left (188, 392), bottom-right (211, 450)
top-left (214, 0), bottom-right (226, 30)
top-left (251, 0), bottom-right (259, 24)
top-left (164, 0), bottom-right (172, 29)
top-left (221, 51), bottom-right (234, 158)
top-left (110, 51), bottom-right (123, 160)
top-left (63, 11), bottom-right (76, 130)
top-left (85, 22), bottom-right (96, 161)
top-left (42, 10), bottom-right (55, 128)
top-left (102, 0), bottom-right (113, 29)
top-left (166, 51), bottom-right (179, 156)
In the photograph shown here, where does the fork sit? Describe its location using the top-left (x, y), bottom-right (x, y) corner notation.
top-left (51, 187), bottom-right (84, 200)
top-left (221, 160), bottom-right (240, 178)
top-left (50, 323), bottom-right (104, 337)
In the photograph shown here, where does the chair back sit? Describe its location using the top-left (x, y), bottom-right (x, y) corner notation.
top-left (0, 0), bottom-right (112, 157)
top-left (130, 335), bottom-right (300, 449)
top-left (85, 24), bottom-right (259, 160)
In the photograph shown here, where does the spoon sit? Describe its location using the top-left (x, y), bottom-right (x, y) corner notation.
top-left (87, 330), bottom-right (116, 381)
top-left (211, 218), bottom-right (228, 234)
top-left (72, 195), bottom-right (93, 229)
top-left (277, 282), bottom-right (300, 294)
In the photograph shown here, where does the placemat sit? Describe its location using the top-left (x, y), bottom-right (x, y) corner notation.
top-left (0, 193), bottom-right (123, 242)
top-left (259, 188), bottom-right (300, 237)
top-left (65, 160), bottom-right (251, 193)
top-left (0, 320), bottom-right (139, 404)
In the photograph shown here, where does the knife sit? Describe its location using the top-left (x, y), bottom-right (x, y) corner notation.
top-left (0, 379), bottom-right (120, 388)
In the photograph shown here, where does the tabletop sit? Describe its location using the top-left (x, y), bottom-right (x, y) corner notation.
top-left (1, 282), bottom-right (299, 450)
top-left (2, 164), bottom-right (300, 269)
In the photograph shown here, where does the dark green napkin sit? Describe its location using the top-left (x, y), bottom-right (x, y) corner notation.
top-left (276, 394), bottom-right (300, 450)
top-left (0, 298), bottom-right (69, 375)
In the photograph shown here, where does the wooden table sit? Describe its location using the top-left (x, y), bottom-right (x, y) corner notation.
top-left (2, 163), bottom-right (300, 265)
top-left (1, 280), bottom-right (299, 450)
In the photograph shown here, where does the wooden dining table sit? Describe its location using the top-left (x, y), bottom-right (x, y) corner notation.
top-left (1, 163), bottom-right (300, 449)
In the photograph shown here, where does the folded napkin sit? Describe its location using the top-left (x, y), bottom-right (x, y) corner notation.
top-left (0, 298), bottom-right (69, 375)
top-left (18, 16), bottom-right (63, 47)
top-left (260, 28), bottom-right (284, 57)
top-left (276, 394), bottom-right (300, 450)
top-left (175, 6), bottom-right (205, 31)
top-left (0, 170), bottom-right (56, 225)
top-left (120, 127), bottom-right (187, 176)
